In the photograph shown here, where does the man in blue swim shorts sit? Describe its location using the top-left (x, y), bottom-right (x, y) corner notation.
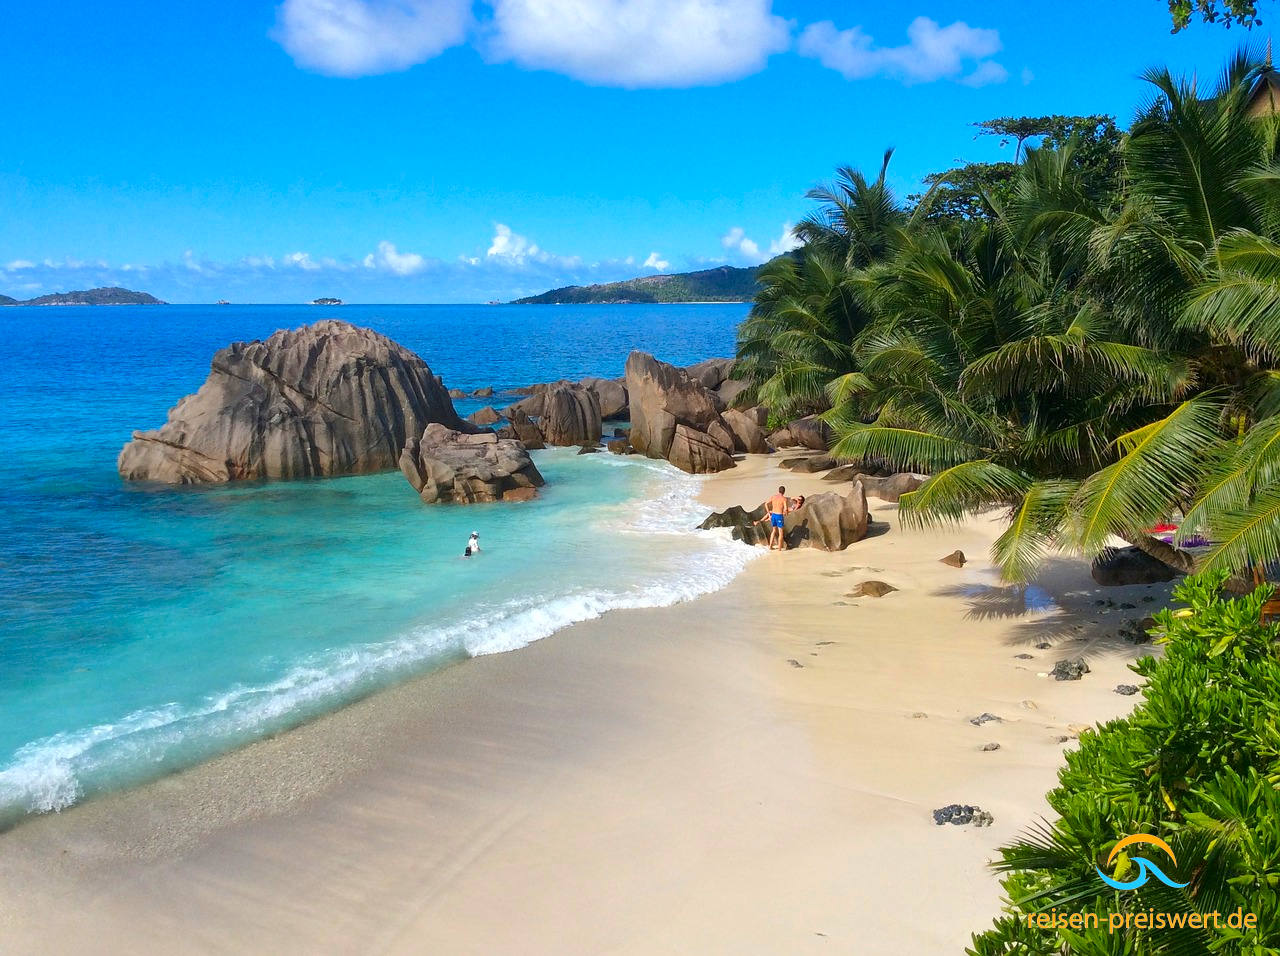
top-left (755, 485), bottom-right (792, 551)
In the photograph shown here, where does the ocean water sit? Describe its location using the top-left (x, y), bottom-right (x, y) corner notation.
top-left (0, 303), bottom-right (752, 825)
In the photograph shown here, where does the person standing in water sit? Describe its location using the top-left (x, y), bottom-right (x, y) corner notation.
top-left (754, 486), bottom-right (792, 551)
top-left (464, 531), bottom-right (480, 557)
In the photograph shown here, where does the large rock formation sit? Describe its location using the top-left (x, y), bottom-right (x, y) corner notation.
top-left (855, 472), bottom-right (927, 502)
top-left (1091, 546), bottom-right (1182, 587)
top-left (579, 376), bottom-right (629, 420)
top-left (698, 482), bottom-right (870, 551)
top-left (772, 415), bottom-right (832, 451)
top-left (538, 385), bottom-right (602, 447)
top-left (118, 320), bottom-right (469, 484)
top-left (625, 351), bottom-right (736, 474)
top-left (782, 483), bottom-right (870, 551)
top-left (721, 408), bottom-right (769, 454)
top-left (399, 425), bottom-right (544, 504)
top-left (683, 358), bottom-right (735, 390)
top-left (501, 408), bottom-right (546, 450)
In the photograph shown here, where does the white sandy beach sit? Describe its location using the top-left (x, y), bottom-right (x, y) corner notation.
top-left (0, 454), bottom-right (1169, 954)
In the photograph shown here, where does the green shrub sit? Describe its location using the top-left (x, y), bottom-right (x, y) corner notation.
top-left (969, 571), bottom-right (1280, 954)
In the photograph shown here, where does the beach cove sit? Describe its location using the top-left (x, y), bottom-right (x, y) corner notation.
top-left (0, 454), bottom-right (1167, 954)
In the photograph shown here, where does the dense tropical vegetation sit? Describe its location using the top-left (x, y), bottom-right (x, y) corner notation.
top-left (735, 50), bottom-right (1280, 585)
top-left (969, 572), bottom-right (1280, 954)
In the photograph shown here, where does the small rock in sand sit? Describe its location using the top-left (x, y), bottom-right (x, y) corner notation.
top-left (849, 580), bottom-right (898, 598)
top-left (939, 550), bottom-right (967, 568)
top-left (1014, 653), bottom-right (1034, 660)
top-left (981, 742), bottom-right (1001, 751)
top-left (911, 712), bottom-right (928, 719)
top-left (816, 641), bottom-right (837, 646)
top-left (1051, 657), bottom-right (1090, 681)
top-left (787, 659), bottom-right (804, 668)
top-left (970, 712), bottom-right (1001, 726)
top-left (932, 804), bottom-right (993, 827)
top-left (1115, 684), bottom-right (1140, 696)
top-left (1034, 642), bottom-right (1052, 650)
top-left (1055, 735), bottom-right (1071, 743)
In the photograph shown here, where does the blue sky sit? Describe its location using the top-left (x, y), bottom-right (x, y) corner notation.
top-left (0, 1), bottom-right (1258, 303)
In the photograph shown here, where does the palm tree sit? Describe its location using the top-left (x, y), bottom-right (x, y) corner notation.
top-left (833, 51), bottom-right (1280, 581)
top-left (732, 151), bottom-right (908, 419)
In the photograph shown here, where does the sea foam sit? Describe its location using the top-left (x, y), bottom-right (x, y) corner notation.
top-left (0, 456), bottom-right (754, 822)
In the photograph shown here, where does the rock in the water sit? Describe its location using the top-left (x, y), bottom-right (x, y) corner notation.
top-left (119, 320), bottom-right (469, 484)
top-left (939, 550), bottom-right (967, 568)
top-left (1091, 546), bottom-right (1181, 587)
top-left (721, 408), bottom-right (769, 454)
top-left (468, 406), bottom-right (502, 426)
top-left (1115, 684), bottom-right (1139, 696)
top-left (857, 472), bottom-right (927, 503)
top-left (849, 580), bottom-right (896, 598)
top-left (932, 804), bottom-right (993, 827)
top-left (576, 444), bottom-right (600, 455)
top-left (503, 408), bottom-right (546, 450)
top-left (698, 504), bottom-right (768, 546)
top-left (399, 424), bottom-right (544, 504)
top-left (447, 388), bottom-right (467, 399)
top-left (472, 386), bottom-right (494, 398)
top-left (606, 437), bottom-right (634, 455)
top-left (625, 351), bottom-right (735, 474)
top-left (1050, 657), bottom-right (1091, 681)
top-left (538, 385), bottom-right (602, 447)
top-left (578, 376), bottom-right (628, 420)
top-left (783, 483), bottom-right (870, 551)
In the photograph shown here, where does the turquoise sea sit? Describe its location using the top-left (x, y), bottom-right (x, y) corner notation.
top-left (0, 303), bottom-right (752, 826)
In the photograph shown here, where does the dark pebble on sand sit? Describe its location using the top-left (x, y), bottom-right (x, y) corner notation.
top-left (970, 712), bottom-right (1001, 726)
top-left (1115, 684), bottom-right (1139, 696)
top-left (981, 742), bottom-right (1000, 751)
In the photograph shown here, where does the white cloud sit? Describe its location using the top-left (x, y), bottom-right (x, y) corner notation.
top-left (285, 251), bottom-right (323, 271)
top-left (485, 0), bottom-right (791, 88)
top-left (273, 0), bottom-right (472, 77)
top-left (768, 222), bottom-right (800, 256)
top-left (643, 251), bottom-right (669, 271)
top-left (487, 223), bottom-right (539, 262)
top-left (4, 259), bottom-right (35, 271)
top-left (720, 223), bottom-right (799, 263)
top-left (721, 226), bottom-right (761, 262)
top-left (363, 240), bottom-right (427, 275)
top-left (797, 16), bottom-right (1004, 86)
top-left (960, 60), bottom-right (1009, 87)
top-left (1021, 66), bottom-right (1034, 85)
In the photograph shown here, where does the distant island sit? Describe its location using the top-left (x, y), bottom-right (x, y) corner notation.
top-left (512, 264), bottom-right (761, 305)
top-left (0, 286), bottom-right (165, 306)
top-left (312, 297), bottom-right (343, 306)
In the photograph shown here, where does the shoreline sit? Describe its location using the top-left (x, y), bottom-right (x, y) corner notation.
top-left (0, 454), bottom-right (1169, 953)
